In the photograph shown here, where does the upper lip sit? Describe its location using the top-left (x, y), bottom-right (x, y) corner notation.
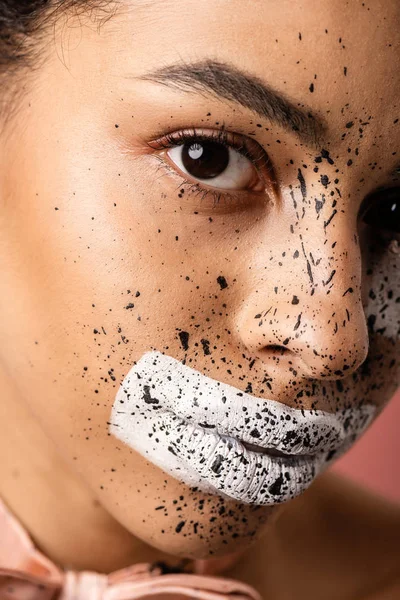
top-left (162, 393), bottom-right (360, 458)
top-left (137, 351), bottom-right (374, 458)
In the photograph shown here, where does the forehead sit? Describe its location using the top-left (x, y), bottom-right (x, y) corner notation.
top-left (93, 1), bottom-right (398, 127)
top-left (49, 0), bottom-right (399, 171)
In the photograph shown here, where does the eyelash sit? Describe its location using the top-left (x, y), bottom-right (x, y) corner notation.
top-left (147, 127), bottom-right (275, 207)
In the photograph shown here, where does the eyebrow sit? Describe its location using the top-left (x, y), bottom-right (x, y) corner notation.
top-left (133, 59), bottom-right (328, 151)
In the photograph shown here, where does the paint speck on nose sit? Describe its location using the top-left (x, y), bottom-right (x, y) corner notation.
top-left (178, 331), bottom-right (190, 351)
top-left (217, 276), bottom-right (228, 289)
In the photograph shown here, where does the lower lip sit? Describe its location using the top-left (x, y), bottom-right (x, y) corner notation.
top-left (112, 408), bottom-right (328, 505)
top-left (188, 425), bottom-right (324, 505)
top-left (175, 415), bottom-right (324, 505)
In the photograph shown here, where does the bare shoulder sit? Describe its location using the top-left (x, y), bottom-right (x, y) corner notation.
top-left (310, 470), bottom-right (400, 529)
top-left (306, 472), bottom-right (400, 596)
top-left (359, 573), bottom-right (400, 600)
top-left (310, 470), bottom-right (400, 555)
top-left (231, 471), bottom-right (400, 600)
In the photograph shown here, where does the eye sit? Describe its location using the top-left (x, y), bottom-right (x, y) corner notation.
top-left (167, 136), bottom-right (263, 192)
top-left (360, 187), bottom-right (400, 233)
top-left (147, 127), bottom-right (276, 206)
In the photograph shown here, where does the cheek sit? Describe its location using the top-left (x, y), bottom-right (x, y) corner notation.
top-left (0, 149), bottom-right (239, 463)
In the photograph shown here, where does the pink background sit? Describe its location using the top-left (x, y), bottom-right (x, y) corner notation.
top-left (330, 390), bottom-right (400, 503)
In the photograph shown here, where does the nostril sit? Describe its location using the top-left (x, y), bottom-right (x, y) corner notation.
top-left (267, 344), bottom-right (289, 354)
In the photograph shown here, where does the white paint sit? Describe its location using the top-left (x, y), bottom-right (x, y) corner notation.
top-left (109, 351), bottom-right (376, 505)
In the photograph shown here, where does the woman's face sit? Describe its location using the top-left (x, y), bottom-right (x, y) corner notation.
top-left (0, 0), bottom-right (399, 559)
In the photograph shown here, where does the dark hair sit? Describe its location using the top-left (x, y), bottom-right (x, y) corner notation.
top-left (1, 1), bottom-right (49, 68)
top-left (0, 0), bottom-right (116, 121)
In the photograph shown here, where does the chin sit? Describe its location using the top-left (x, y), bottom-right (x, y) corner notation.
top-left (116, 474), bottom-right (282, 560)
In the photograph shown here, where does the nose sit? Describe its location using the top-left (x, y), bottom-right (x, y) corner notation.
top-left (236, 213), bottom-right (369, 381)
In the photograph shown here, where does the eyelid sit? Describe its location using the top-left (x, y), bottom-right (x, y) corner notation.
top-left (146, 126), bottom-right (279, 200)
top-left (147, 127), bottom-right (274, 176)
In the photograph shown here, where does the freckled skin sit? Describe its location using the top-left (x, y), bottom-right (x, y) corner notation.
top-left (0, 0), bottom-right (399, 591)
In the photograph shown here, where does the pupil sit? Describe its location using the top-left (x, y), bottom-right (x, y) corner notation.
top-left (379, 198), bottom-right (399, 231)
top-left (181, 140), bottom-right (230, 180)
top-left (363, 189), bottom-right (400, 233)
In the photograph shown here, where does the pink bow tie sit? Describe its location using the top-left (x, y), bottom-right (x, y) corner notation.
top-left (0, 498), bottom-right (262, 600)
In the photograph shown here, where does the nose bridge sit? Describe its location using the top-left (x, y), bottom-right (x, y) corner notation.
top-left (237, 192), bottom-right (369, 380)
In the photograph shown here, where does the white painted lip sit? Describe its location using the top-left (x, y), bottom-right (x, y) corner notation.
top-left (109, 351), bottom-right (376, 505)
